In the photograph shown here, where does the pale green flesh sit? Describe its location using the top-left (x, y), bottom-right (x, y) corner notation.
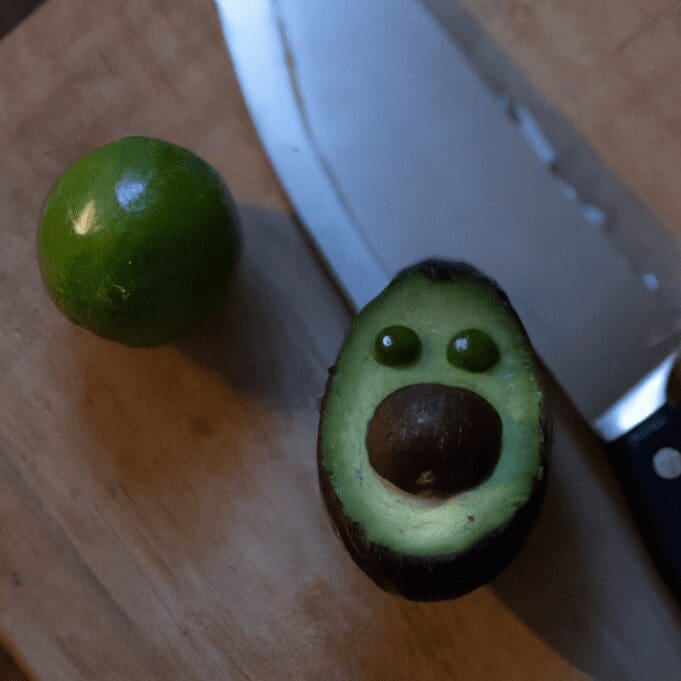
top-left (320, 273), bottom-right (544, 556)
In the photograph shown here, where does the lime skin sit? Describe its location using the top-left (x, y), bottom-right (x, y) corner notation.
top-left (38, 136), bottom-right (240, 347)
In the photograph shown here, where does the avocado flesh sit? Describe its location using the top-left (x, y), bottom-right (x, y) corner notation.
top-left (318, 261), bottom-right (547, 596)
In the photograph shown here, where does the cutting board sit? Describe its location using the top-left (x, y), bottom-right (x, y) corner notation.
top-left (0, 1), bottom-right (679, 680)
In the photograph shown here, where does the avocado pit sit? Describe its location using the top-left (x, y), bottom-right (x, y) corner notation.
top-left (366, 384), bottom-right (502, 496)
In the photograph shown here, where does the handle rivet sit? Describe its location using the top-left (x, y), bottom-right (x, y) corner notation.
top-left (652, 447), bottom-right (681, 480)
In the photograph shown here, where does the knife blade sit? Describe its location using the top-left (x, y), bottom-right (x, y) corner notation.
top-left (217, 0), bottom-right (681, 596)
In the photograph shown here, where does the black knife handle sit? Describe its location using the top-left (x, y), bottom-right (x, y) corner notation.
top-left (609, 402), bottom-right (681, 602)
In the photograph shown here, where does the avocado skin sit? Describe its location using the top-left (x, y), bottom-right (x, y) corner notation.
top-left (317, 259), bottom-right (551, 600)
top-left (318, 428), bottom-right (547, 600)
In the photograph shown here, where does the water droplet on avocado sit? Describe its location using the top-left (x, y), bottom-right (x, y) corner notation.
top-left (447, 329), bottom-right (499, 372)
top-left (373, 325), bottom-right (421, 366)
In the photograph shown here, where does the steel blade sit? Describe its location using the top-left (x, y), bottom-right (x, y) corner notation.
top-left (217, 0), bottom-right (680, 438)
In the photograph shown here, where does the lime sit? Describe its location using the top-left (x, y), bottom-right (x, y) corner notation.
top-left (37, 136), bottom-right (240, 346)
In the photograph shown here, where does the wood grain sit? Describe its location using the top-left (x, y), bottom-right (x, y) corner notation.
top-left (0, 0), bottom-right (587, 679)
top-left (1, 0), bottom-right (680, 679)
top-left (460, 0), bottom-right (681, 241)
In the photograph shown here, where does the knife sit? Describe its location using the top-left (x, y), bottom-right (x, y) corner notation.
top-left (216, 0), bottom-right (681, 598)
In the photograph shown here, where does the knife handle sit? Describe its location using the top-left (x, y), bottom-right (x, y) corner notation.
top-left (609, 402), bottom-right (681, 602)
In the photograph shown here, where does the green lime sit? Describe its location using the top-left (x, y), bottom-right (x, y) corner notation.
top-left (37, 136), bottom-right (240, 346)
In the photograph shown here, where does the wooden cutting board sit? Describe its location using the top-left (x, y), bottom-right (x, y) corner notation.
top-left (0, 1), bottom-right (678, 680)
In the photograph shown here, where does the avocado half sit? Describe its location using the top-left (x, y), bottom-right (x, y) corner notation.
top-left (317, 260), bottom-right (549, 600)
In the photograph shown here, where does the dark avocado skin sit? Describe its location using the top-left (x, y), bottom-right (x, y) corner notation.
top-left (317, 259), bottom-right (551, 601)
top-left (38, 136), bottom-right (240, 347)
